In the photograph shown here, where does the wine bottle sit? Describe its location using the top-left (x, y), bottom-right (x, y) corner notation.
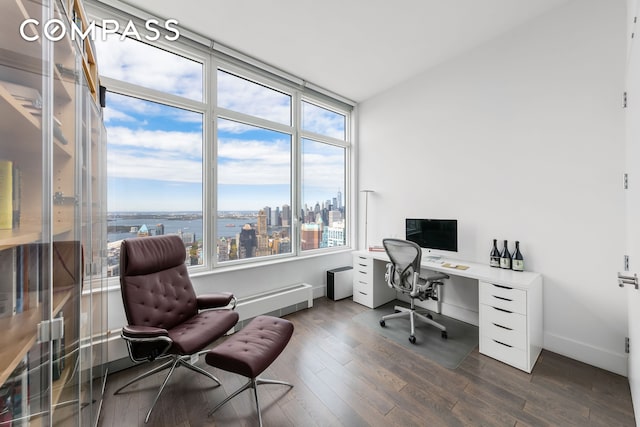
top-left (512, 241), bottom-right (524, 271)
top-left (500, 239), bottom-right (511, 269)
top-left (490, 239), bottom-right (500, 268)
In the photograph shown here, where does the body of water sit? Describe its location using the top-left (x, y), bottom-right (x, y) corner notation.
top-left (107, 212), bottom-right (287, 243)
top-left (108, 213), bottom-right (248, 243)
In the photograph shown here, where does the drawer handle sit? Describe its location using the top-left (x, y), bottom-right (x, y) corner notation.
top-left (359, 270), bottom-right (368, 274)
top-left (359, 291), bottom-right (367, 295)
top-left (358, 263), bottom-right (367, 267)
top-left (492, 295), bottom-right (513, 302)
top-left (358, 281), bottom-right (367, 284)
top-left (493, 307), bottom-right (513, 314)
top-left (492, 284), bottom-right (513, 290)
top-left (493, 339), bottom-right (513, 348)
top-left (492, 323), bottom-right (513, 331)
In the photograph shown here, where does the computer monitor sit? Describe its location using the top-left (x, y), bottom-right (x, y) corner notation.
top-left (405, 218), bottom-right (458, 255)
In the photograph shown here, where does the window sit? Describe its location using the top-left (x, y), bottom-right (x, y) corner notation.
top-left (300, 139), bottom-right (346, 250)
top-left (300, 101), bottom-right (348, 251)
top-left (93, 8), bottom-right (352, 274)
top-left (216, 118), bottom-right (292, 261)
top-left (95, 30), bottom-right (205, 274)
top-left (95, 27), bottom-right (203, 101)
top-left (104, 93), bottom-right (204, 272)
top-left (302, 101), bottom-right (346, 140)
top-left (217, 70), bottom-right (291, 125)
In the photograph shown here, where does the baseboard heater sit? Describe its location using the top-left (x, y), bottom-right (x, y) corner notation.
top-left (234, 283), bottom-right (313, 328)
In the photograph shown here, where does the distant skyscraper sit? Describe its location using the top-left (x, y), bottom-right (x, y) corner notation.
top-left (272, 207), bottom-right (280, 226)
top-left (301, 223), bottom-right (322, 250)
top-left (218, 237), bottom-right (229, 262)
top-left (239, 224), bottom-right (257, 258)
top-left (328, 210), bottom-right (342, 227)
top-left (156, 223), bottom-right (164, 235)
top-left (282, 204), bottom-right (290, 227)
top-left (337, 190), bottom-right (342, 210)
top-left (326, 221), bottom-right (345, 247)
top-left (263, 206), bottom-right (271, 226)
top-left (256, 210), bottom-right (269, 256)
top-left (257, 210), bottom-right (267, 236)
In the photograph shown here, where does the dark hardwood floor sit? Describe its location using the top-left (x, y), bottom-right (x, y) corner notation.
top-left (99, 298), bottom-right (636, 426)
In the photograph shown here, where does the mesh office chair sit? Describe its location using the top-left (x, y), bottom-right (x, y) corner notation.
top-left (115, 235), bottom-right (239, 423)
top-left (379, 238), bottom-right (449, 344)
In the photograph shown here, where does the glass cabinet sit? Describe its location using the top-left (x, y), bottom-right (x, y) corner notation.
top-left (0, 0), bottom-right (106, 425)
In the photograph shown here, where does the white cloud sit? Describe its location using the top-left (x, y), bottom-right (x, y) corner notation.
top-left (95, 30), bottom-right (203, 101)
top-left (217, 71), bottom-right (290, 125)
top-left (108, 148), bottom-right (202, 183)
top-left (108, 126), bottom-right (202, 157)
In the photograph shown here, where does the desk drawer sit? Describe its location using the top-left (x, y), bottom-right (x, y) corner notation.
top-left (480, 304), bottom-right (527, 333)
top-left (481, 316), bottom-right (527, 350)
top-left (354, 270), bottom-right (373, 287)
top-left (480, 335), bottom-right (527, 371)
top-left (480, 282), bottom-right (526, 315)
top-left (353, 255), bottom-right (374, 275)
top-left (352, 283), bottom-right (373, 308)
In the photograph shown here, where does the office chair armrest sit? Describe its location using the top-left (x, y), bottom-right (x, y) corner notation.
top-left (122, 325), bottom-right (170, 339)
top-left (197, 292), bottom-right (237, 310)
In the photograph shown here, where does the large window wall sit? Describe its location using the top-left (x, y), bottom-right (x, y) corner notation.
top-left (92, 11), bottom-right (352, 274)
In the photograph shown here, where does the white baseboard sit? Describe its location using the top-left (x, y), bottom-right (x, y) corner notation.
top-left (314, 284), bottom-right (327, 299)
top-left (544, 331), bottom-right (628, 376)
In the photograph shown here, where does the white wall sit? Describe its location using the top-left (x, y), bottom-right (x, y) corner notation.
top-left (358, 0), bottom-right (628, 374)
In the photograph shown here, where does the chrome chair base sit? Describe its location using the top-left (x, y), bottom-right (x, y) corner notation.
top-left (115, 353), bottom-right (221, 423)
top-left (208, 377), bottom-right (293, 427)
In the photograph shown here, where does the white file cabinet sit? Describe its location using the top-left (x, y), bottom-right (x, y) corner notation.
top-left (352, 253), bottom-right (397, 308)
top-left (479, 280), bottom-right (543, 373)
top-left (352, 250), bottom-right (543, 373)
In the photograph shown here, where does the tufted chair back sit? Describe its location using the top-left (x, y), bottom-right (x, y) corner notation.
top-left (120, 235), bottom-right (198, 330)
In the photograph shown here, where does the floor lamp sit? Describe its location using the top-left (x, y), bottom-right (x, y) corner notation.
top-left (360, 190), bottom-right (374, 250)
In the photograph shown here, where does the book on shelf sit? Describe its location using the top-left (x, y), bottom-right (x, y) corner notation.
top-left (15, 246), bottom-right (23, 313)
top-left (27, 244), bottom-right (42, 307)
top-left (0, 247), bottom-right (16, 318)
top-left (52, 311), bottom-right (65, 381)
top-left (27, 342), bottom-right (46, 415)
top-left (9, 358), bottom-right (28, 426)
top-left (12, 164), bottom-right (20, 229)
top-left (0, 159), bottom-right (12, 229)
top-left (0, 380), bottom-right (13, 425)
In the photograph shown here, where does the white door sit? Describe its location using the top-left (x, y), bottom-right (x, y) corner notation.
top-left (625, 0), bottom-right (640, 421)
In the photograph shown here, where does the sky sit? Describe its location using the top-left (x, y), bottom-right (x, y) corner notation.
top-left (95, 30), bottom-right (346, 213)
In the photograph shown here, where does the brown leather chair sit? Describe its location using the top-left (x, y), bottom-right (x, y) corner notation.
top-left (114, 235), bottom-right (239, 423)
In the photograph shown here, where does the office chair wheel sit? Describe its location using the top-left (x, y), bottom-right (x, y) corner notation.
top-left (409, 335), bottom-right (416, 344)
top-left (379, 320), bottom-right (386, 327)
top-left (441, 331), bottom-right (448, 339)
top-left (427, 313), bottom-right (433, 320)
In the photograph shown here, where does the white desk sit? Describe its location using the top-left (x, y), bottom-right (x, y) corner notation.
top-left (352, 251), bottom-right (543, 373)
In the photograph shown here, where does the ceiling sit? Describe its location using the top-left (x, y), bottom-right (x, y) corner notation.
top-left (120, 0), bottom-right (571, 103)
